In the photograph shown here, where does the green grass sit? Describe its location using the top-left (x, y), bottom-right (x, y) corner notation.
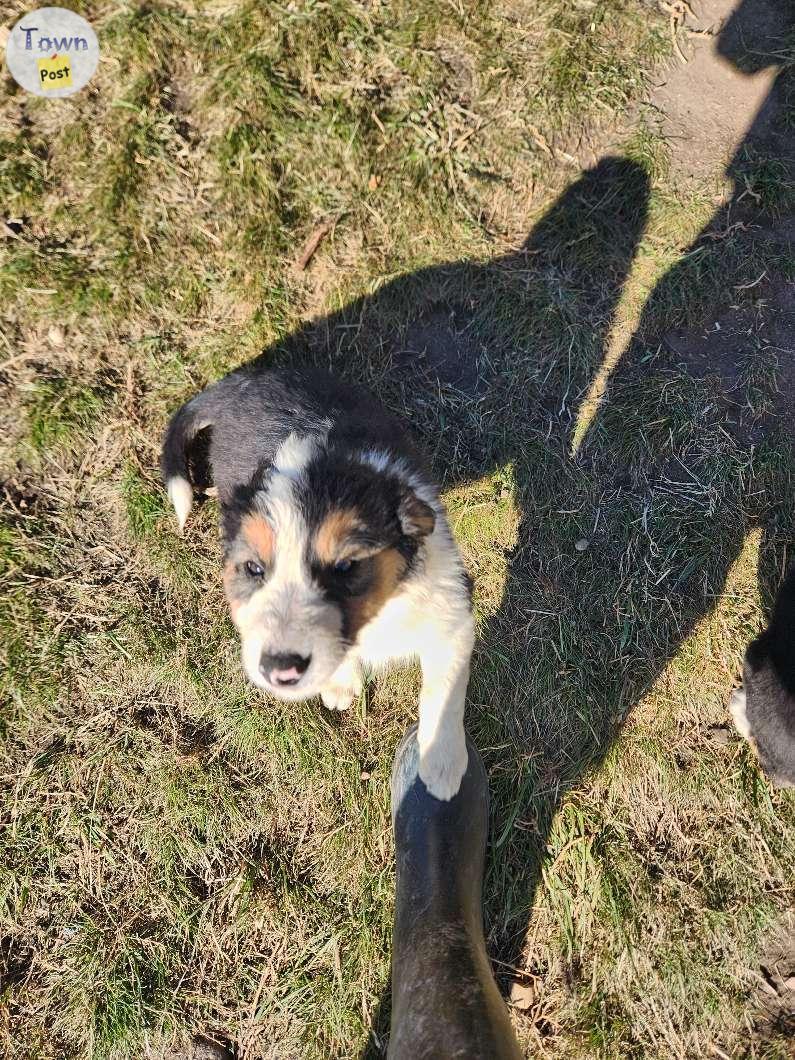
top-left (2, 2), bottom-right (795, 1058)
top-left (738, 146), bottom-right (795, 214)
top-left (24, 376), bottom-right (107, 452)
top-left (122, 465), bottom-right (170, 540)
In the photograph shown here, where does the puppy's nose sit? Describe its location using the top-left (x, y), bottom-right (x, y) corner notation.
top-left (260, 652), bottom-right (311, 687)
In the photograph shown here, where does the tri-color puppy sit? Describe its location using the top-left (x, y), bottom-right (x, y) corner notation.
top-left (729, 564), bottom-right (795, 787)
top-left (161, 367), bottom-right (474, 800)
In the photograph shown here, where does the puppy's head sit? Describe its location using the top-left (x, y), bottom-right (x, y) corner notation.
top-left (222, 435), bottom-right (435, 700)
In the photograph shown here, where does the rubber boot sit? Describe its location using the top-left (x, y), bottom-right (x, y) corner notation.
top-left (387, 725), bottom-right (523, 1059)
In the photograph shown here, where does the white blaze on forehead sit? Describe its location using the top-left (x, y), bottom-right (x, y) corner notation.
top-left (266, 431), bottom-right (316, 587)
top-left (274, 431), bottom-right (322, 478)
top-left (234, 431), bottom-right (319, 633)
top-left (234, 491), bottom-right (310, 632)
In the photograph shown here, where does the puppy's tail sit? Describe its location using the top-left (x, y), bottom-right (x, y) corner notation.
top-left (161, 396), bottom-right (211, 533)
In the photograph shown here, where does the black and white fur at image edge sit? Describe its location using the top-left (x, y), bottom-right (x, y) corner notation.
top-left (730, 564), bottom-right (795, 787)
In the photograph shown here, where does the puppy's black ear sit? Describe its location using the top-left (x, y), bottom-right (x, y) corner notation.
top-left (398, 490), bottom-right (435, 538)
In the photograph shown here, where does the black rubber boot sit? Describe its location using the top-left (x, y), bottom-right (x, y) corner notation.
top-left (387, 725), bottom-right (523, 1060)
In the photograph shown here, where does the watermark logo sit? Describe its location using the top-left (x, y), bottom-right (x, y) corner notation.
top-left (5, 7), bottom-right (99, 98)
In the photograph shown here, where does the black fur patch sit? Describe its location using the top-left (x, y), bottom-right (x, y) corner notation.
top-left (747, 565), bottom-right (795, 698)
top-left (741, 565), bottom-right (795, 787)
top-left (221, 465), bottom-right (273, 553)
top-left (299, 455), bottom-right (423, 567)
top-left (163, 366), bottom-right (430, 510)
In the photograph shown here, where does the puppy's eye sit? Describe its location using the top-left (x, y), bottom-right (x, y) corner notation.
top-left (334, 558), bottom-right (355, 575)
top-left (244, 560), bottom-right (265, 579)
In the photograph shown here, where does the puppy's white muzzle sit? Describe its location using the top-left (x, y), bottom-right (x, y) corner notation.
top-left (235, 585), bottom-right (347, 701)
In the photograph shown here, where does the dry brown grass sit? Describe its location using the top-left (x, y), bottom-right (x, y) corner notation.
top-left (1, 1), bottom-right (794, 1058)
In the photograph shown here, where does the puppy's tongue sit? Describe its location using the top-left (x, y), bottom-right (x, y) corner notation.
top-left (271, 667), bottom-right (301, 684)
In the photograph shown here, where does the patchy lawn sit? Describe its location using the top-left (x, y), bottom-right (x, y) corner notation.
top-left (1, 0), bottom-right (793, 1057)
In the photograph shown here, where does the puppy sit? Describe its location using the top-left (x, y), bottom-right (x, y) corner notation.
top-left (161, 366), bottom-right (474, 800)
top-left (729, 564), bottom-right (795, 787)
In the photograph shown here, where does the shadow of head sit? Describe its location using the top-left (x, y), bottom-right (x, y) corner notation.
top-left (270, 155), bottom-right (650, 489)
top-left (405, 154), bottom-right (651, 389)
top-left (514, 155), bottom-right (650, 274)
top-left (717, 0), bottom-right (795, 74)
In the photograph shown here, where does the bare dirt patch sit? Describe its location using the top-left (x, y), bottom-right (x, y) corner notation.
top-left (663, 276), bottom-right (795, 443)
top-left (650, 0), bottom-right (781, 182)
top-left (642, 0), bottom-right (795, 448)
top-left (749, 915), bottom-right (795, 1040)
top-left (398, 305), bottom-right (485, 394)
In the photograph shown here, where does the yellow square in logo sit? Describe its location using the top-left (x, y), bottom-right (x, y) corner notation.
top-left (37, 54), bottom-right (73, 91)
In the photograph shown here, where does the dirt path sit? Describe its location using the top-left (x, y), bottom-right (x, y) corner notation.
top-left (651, 0), bottom-right (780, 181)
top-left (647, 0), bottom-right (795, 442)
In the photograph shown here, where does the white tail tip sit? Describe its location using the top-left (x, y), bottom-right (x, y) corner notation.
top-left (167, 475), bottom-right (193, 534)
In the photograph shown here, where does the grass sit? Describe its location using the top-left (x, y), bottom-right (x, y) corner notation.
top-left (1, 1), bottom-right (794, 1058)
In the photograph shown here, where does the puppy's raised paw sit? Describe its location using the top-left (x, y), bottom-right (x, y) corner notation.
top-left (321, 685), bottom-right (359, 712)
top-left (418, 736), bottom-right (468, 801)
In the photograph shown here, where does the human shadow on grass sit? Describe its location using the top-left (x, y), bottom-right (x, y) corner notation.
top-left (222, 1), bottom-right (793, 1052)
top-left (473, 0), bottom-right (795, 1049)
top-left (256, 154), bottom-right (655, 1056)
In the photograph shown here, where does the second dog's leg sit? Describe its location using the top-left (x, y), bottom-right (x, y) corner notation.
top-left (728, 685), bottom-right (750, 739)
top-left (417, 619), bottom-right (475, 801)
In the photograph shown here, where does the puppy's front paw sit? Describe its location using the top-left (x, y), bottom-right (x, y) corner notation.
top-left (729, 686), bottom-right (750, 739)
top-left (418, 735), bottom-right (468, 801)
top-left (321, 685), bottom-right (359, 712)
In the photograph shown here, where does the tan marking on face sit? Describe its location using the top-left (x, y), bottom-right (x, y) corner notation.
top-left (241, 513), bottom-right (274, 563)
top-left (346, 547), bottom-right (407, 640)
top-left (314, 508), bottom-right (364, 565)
